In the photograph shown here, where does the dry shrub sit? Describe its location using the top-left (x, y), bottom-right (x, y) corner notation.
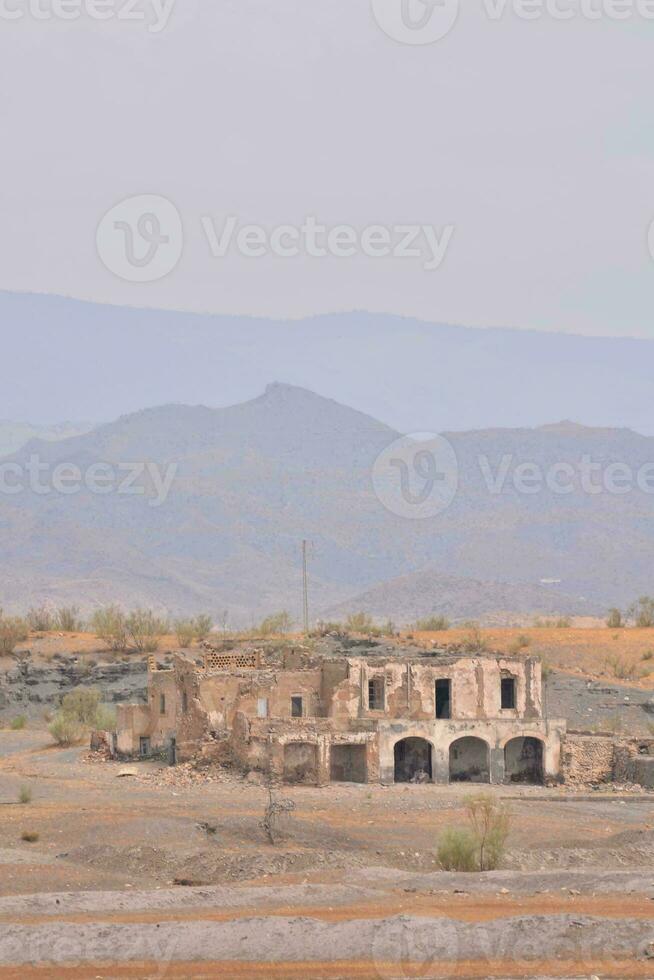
top-left (437, 793), bottom-right (510, 872)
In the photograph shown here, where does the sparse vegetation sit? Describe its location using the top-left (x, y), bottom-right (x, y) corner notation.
top-left (91, 605), bottom-right (129, 651)
top-left (604, 654), bottom-right (642, 681)
top-left (174, 614), bottom-right (213, 647)
top-left (126, 608), bottom-right (169, 653)
top-left (18, 786), bottom-right (32, 805)
top-left (606, 608), bottom-right (624, 629)
top-left (0, 611), bottom-right (29, 654)
top-left (26, 606), bottom-right (56, 632)
top-left (21, 832), bottom-right (39, 843)
top-left (629, 596), bottom-right (654, 629)
top-left (508, 633), bottom-right (531, 654)
top-left (9, 715), bottom-right (26, 730)
top-left (462, 624), bottom-right (489, 653)
top-left (344, 612), bottom-right (379, 635)
top-left (415, 615), bottom-right (450, 631)
top-left (174, 619), bottom-right (195, 648)
top-left (56, 605), bottom-right (84, 632)
top-left (258, 611), bottom-right (293, 636)
top-left (437, 793), bottom-right (510, 872)
top-left (49, 686), bottom-right (115, 744)
top-left (48, 714), bottom-right (84, 746)
top-left (533, 617), bottom-right (571, 629)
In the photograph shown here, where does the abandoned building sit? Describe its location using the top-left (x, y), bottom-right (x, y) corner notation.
top-left (116, 645), bottom-right (566, 785)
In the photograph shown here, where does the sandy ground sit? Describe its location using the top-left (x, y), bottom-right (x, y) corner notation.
top-left (1, 730), bottom-right (654, 977)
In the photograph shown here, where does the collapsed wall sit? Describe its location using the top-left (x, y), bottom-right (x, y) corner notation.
top-left (563, 733), bottom-right (654, 788)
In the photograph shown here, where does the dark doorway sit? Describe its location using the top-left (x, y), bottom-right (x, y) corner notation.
top-left (394, 738), bottom-right (432, 783)
top-left (290, 696), bottom-right (304, 718)
top-left (504, 737), bottom-right (544, 784)
top-left (283, 742), bottom-right (318, 784)
top-left (435, 679), bottom-right (451, 719)
top-left (501, 677), bottom-right (516, 709)
top-left (330, 744), bottom-right (367, 783)
top-left (168, 737), bottom-right (177, 766)
top-left (139, 736), bottom-right (150, 758)
top-left (449, 737), bottom-right (490, 783)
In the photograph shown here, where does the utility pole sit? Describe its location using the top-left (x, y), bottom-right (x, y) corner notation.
top-left (302, 539), bottom-right (309, 634)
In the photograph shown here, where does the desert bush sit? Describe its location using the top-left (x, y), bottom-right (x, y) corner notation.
top-left (345, 612), bottom-right (380, 635)
top-left (437, 827), bottom-right (478, 871)
top-left (258, 611), bottom-right (293, 636)
top-left (533, 617), bottom-right (571, 629)
top-left (126, 609), bottom-right (169, 653)
top-left (174, 619), bottom-right (195, 648)
top-left (509, 633), bottom-right (531, 654)
top-left (604, 654), bottom-right (641, 681)
top-left (629, 596), bottom-right (654, 629)
top-left (91, 605), bottom-right (129, 651)
top-left (463, 624), bottom-right (488, 653)
top-left (94, 705), bottom-right (117, 731)
top-left (48, 713), bottom-right (84, 746)
top-left (193, 614), bottom-right (213, 640)
top-left (61, 688), bottom-right (102, 725)
top-left (18, 786), bottom-right (32, 804)
top-left (26, 606), bottom-right (56, 631)
top-left (10, 715), bottom-right (26, 730)
top-left (539, 659), bottom-right (552, 680)
top-left (56, 606), bottom-right (84, 632)
top-left (0, 613), bottom-right (29, 654)
top-left (415, 616), bottom-right (450, 632)
top-left (606, 608), bottom-right (624, 629)
top-left (21, 832), bottom-right (39, 843)
top-left (437, 793), bottom-right (510, 872)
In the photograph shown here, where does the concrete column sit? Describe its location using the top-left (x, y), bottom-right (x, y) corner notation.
top-left (432, 746), bottom-right (449, 785)
top-left (490, 746), bottom-right (505, 784)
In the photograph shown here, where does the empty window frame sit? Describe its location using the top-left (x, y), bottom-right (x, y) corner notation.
top-left (291, 695), bottom-right (304, 718)
top-left (501, 677), bottom-right (517, 710)
top-left (435, 679), bottom-right (451, 719)
top-left (368, 676), bottom-right (385, 711)
top-left (159, 693), bottom-right (166, 715)
top-left (257, 697), bottom-right (269, 718)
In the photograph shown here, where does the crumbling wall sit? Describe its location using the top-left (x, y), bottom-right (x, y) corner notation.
top-left (563, 734), bottom-right (622, 785)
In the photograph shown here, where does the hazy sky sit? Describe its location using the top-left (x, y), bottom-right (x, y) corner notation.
top-left (1, 1), bottom-right (653, 337)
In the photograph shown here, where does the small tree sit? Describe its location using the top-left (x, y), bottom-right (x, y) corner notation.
top-left (193, 614), bottom-right (213, 641)
top-left (629, 596), bottom-right (654, 629)
top-left (26, 606), bottom-right (55, 632)
top-left (345, 611), bottom-right (376, 634)
top-left (61, 688), bottom-right (102, 726)
top-left (0, 612), bottom-right (29, 655)
top-left (438, 794), bottom-right (510, 872)
top-left (606, 608), bottom-right (623, 629)
top-left (258, 611), bottom-right (293, 636)
top-left (174, 619), bottom-right (195, 648)
top-left (56, 606), bottom-right (83, 632)
top-left (91, 605), bottom-right (129, 651)
top-left (126, 609), bottom-right (169, 653)
top-left (49, 714), bottom-right (83, 746)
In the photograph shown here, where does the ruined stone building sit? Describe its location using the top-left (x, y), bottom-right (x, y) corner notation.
top-left (116, 647), bottom-right (566, 785)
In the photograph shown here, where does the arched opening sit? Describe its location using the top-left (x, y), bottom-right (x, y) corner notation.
top-left (394, 738), bottom-right (432, 783)
top-left (504, 736), bottom-right (544, 784)
top-left (283, 742), bottom-right (318, 784)
top-left (449, 737), bottom-right (490, 783)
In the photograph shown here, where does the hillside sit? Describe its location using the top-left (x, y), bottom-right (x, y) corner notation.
top-left (0, 384), bottom-right (653, 624)
top-left (2, 291), bottom-right (654, 435)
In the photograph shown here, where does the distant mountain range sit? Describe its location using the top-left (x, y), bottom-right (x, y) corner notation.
top-left (2, 291), bottom-right (654, 436)
top-left (0, 383), bottom-right (652, 625)
top-left (0, 420), bottom-right (92, 459)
